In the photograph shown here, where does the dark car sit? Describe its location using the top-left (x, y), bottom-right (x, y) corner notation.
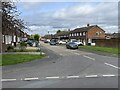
top-left (66, 42), bottom-right (78, 49)
top-left (27, 40), bottom-right (33, 46)
top-left (50, 40), bottom-right (57, 45)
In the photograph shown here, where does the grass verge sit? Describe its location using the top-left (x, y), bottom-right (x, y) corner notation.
top-left (79, 46), bottom-right (120, 54)
top-left (1, 54), bottom-right (46, 66)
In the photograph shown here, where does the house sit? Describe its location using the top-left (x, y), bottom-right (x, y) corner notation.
top-left (105, 33), bottom-right (120, 39)
top-left (69, 24), bottom-right (106, 45)
top-left (112, 33), bottom-right (120, 38)
top-left (2, 28), bottom-right (30, 52)
top-left (54, 31), bottom-right (70, 40)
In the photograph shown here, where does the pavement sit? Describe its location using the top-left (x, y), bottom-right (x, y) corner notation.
top-left (2, 41), bottom-right (119, 88)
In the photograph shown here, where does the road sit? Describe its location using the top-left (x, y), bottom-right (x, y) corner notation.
top-left (2, 41), bottom-right (119, 88)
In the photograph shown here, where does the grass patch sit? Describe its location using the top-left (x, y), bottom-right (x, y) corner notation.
top-left (0, 54), bottom-right (2, 66)
top-left (1, 54), bottom-right (46, 66)
top-left (79, 46), bottom-right (120, 54)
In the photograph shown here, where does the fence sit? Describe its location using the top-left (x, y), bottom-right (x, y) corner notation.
top-left (92, 38), bottom-right (120, 48)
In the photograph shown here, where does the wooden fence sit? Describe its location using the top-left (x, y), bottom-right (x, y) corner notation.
top-left (92, 38), bottom-right (120, 48)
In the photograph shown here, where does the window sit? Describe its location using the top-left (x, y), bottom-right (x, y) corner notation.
top-left (75, 33), bottom-right (77, 36)
top-left (96, 32), bottom-right (99, 36)
top-left (2, 35), bottom-right (4, 43)
top-left (83, 32), bottom-right (86, 36)
top-left (80, 33), bottom-right (82, 36)
top-left (72, 34), bottom-right (74, 36)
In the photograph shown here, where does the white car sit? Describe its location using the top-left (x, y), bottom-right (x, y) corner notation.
top-left (46, 39), bottom-right (50, 43)
top-left (58, 40), bottom-right (67, 44)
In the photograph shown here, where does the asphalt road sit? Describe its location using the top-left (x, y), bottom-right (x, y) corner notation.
top-left (2, 41), bottom-right (119, 88)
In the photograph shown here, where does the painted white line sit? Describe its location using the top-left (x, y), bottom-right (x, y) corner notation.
top-left (74, 53), bottom-right (80, 55)
top-left (85, 75), bottom-right (98, 78)
top-left (1, 79), bottom-right (17, 82)
top-left (102, 75), bottom-right (116, 77)
top-left (46, 76), bottom-right (60, 79)
top-left (67, 76), bottom-right (80, 78)
top-left (24, 77), bottom-right (39, 81)
top-left (104, 63), bottom-right (120, 69)
top-left (83, 55), bottom-right (95, 60)
top-left (60, 54), bottom-right (63, 56)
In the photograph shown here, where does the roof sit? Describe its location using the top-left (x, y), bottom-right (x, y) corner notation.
top-left (55, 31), bottom-right (70, 36)
top-left (70, 25), bottom-right (105, 33)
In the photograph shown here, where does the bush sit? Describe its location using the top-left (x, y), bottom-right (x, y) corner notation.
top-left (19, 41), bottom-right (27, 50)
top-left (7, 46), bottom-right (14, 52)
top-left (20, 41), bottom-right (27, 47)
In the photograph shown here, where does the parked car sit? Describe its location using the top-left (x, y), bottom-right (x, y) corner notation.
top-left (71, 40), bottom-right (83, 46)
top-left (50, 40), bottom-right (57, 45)
top-left (66, 42), bottom-right (78, 49)
top-left (27, 40), bottom-right (34, 46)
top-left (44, 40), bottom-right (49, 43)
top-left (58, 40), bottom-right (67, 45)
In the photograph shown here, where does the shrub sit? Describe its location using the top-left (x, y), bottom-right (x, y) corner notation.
top-left (19, 41), bottom-right (27, 50)
top-left (7, 46), bottom-right (14, 52)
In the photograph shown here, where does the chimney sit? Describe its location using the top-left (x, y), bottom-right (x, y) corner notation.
top-left (87, 24), bottom-right (90, 27)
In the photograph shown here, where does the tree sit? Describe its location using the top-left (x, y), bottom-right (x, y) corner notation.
top-left (56, 30), bottom-right (61, 34)
top-left (2, 1), bottom-right (25, 35)
top-left (34, 34), bottom-right (40, 41)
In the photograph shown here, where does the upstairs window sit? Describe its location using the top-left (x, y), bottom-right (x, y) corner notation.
top-left (80, 33), bottom-right (82, 36)
top-left (96, 32), bottom-right (99, 36)
top-left (83, 32), bottom-right (86, 36)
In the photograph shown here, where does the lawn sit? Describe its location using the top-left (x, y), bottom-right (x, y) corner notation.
top-left (79, 46), bottom-right (120, 54)
top-left (1, 54), bottom-right (46, 66)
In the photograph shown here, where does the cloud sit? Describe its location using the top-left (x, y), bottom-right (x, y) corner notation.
top-left (13, 0), bottom-right (119, 2)
top-left (17, 2), bottom-right (118, 35)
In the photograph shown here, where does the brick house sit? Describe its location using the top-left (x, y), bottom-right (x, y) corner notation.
top-left (2, 28), bottom-right (30, 52)
top-left (69, 24), bottom-right (106, 45)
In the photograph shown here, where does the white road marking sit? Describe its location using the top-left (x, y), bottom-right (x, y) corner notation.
top-left (102, 75), bottom-right (116, 77)
top-left (47, 56), bottom-right (50, 58)
top-left (67, 76), bottom-right (80, 78)
top-left (74, 53), bottom-right (80, 55)
top-left (46, 76), bottom-right (60, 79)
top-left (24, 77), bottom-right (39, 81)
top-left (60, 54), bottom-right (63, 56)
top-left (104, 63), bottom-right (120, 69)
top-left (2, 74), bottom-right (117, 82)
top-left (85, 75), bottom-right (98, 78)
top-left (83, 55), bottom-right (95, 60)
top-left (1, 79), bottom-right (17, 82)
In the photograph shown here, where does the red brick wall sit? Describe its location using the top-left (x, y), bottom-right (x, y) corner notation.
top-left (87, 26), bottom-right (105, 39)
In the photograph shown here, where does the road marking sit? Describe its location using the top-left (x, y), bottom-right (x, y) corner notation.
top-left (83, 55), bottom-right (95, 60)
top-left (46, 76), bottom-right (60, 79)
top-left (74, 53), bottom-right (80, 55)
top-left (104, 63), bottom-right (120, 69)
top-left (102, 75), bottom-right (116, 77)
top-left (67, 76), bottom-right (80, 78)
top-left (60, 54), bottom-right (63, 56)
top-left (24, 77), bottom-right (39, 81)
top-left (47, 56), bottom-right (50, 58)
top-left (1, 79), bottom-right (17, 82)
top-left (85, 75), bottom-right (98, 78)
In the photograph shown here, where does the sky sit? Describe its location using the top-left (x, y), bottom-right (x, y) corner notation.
top-left (15, 0), bottom-right (119, 36)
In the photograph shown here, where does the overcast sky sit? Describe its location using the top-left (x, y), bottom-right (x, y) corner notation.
top-left (16, 1), bottom-right (118, 36)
